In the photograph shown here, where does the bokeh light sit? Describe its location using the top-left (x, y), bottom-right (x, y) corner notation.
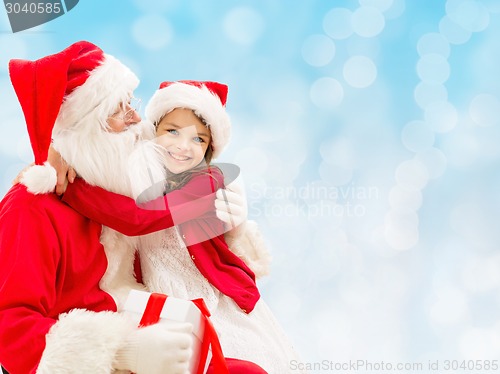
top-left (309, 77), bottom-right (344, 108)
top-left (301, 34), bottom-right (336, 67)
top-left (343, 55), bottom-right (377, 88)
top-left (132, 14), bottom-right (173, 50)
top-left (223, 6), bottom-right (265, 45)
top-left (323, 8), bottom-right (353, 40)
top-left (351, 6), bottom-right (386, 38)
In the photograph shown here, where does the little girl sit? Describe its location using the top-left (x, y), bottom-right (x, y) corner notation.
top-left (62, 80), bottom-right (306, 373)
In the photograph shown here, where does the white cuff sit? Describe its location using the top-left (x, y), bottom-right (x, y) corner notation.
top-left (37, 309), bottom-right (135, 374)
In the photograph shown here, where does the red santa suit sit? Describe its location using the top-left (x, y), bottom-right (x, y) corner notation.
top-left (0, 184), bottom-right (128, 373)
top-left (0, 41), bottom-right (145, 373)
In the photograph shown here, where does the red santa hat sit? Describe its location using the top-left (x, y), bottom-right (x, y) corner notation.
top-left (145, 80), bottom-right (231, 159)
top-left (9, 40), bottom-right (139, 165)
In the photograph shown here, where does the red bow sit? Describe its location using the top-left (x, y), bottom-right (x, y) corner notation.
top-left (139, 293), bottom-right (229, 374)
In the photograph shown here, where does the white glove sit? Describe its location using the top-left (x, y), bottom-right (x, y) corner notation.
top-left (215, 180), bottom-right (248, 232)
top-left (114, 322), bottom-right (193, 374)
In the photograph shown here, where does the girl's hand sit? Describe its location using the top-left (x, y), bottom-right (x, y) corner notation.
top-left (215, 181), bottom-right (248, 232)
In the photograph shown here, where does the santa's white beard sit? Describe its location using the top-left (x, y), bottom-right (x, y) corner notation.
top-left (52, 120), bottom-right (168, 308)
top-left (53, 120), bottom-right (166, 199)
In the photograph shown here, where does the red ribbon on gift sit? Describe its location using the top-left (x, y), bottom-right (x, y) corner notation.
top-left (139, 292), bottom-right (229, 374)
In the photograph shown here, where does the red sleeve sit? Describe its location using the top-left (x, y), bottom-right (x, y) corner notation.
top-left (0, 204), bottom-right (59, 373)
top-left (62, 168), bottom-right (225, 237)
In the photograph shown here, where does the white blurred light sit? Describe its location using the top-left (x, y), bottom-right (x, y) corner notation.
top-left (461, 255), bottom-right (500, 293)
top-left (131, 0), bottom-right (175, 13)
top-left (428, 286), bottom-right (468, 326)
top-left (301, 34), bottom-right (336, 67)
top-left (343, 56), bottom-right (377, 88)
top-left (414, 82), bottom-right (448, 110)
top-left (388, 184), bottom-right (423, 211)
top-left (267, 287), bottom-right (302, 325)
top-left (384, 219), bottom-right (419, 251)
top-left (446, 0), bottom-right (490, 32)
top-left (359, 0), bottom-right (394, 12)
top-left (320, 137), bottom-right (357, 169)
top-left (323, 8), bottom-right (353, 40)
top-left (265, 150), bottom-right (302, 185)
top-left (450, 203), bottom-right (490, 245)
top-left (233, 147), bottom-right (269, 178)
top-left (417, 32), bottom-right (451, 58)
top-left (395, 159), bottom-right (429, 190)
top-left (319, 162), bottom-right (353, 186)
top-left (439, 15), bottom-right (472, 45)
top-left (246, 178), bottom-right (268, 201)
top-left (223, 7), bottom-right (265, 45)
top-left (469, 93), bottom-right (500, 127)
top-left (415, 147), bottom-right (447, 179)
top-left (416, 54), bottom-right (450, 84)
top-left (401, 120), bottom-right (435, 152)
top-left (375, 263), bottom-right (410, 302)
top-left (315, 308), bottom-right (354, 359)
top-left (459, 327), bottom-right (500, 359)
top-left (384, 0), bottom-right (406, 19)
top-left (371, 225), bottom-right (401, 258)
top-left (312, 231), bottom-right (342, 281)
top-left (424, 101), bottom-right (458, 133)
top-left (132, 15), bottom-right (173, 50)
top-left (339, 274), bottom-right (376, 306)
top-left (310, 77), bottom-right (344, 108)
top-left (352, 6), bottom-right (386, 38)
top-left (441, 130), bottom-right (480, 168)
top-left (385, 207), bottom-right (419, 228)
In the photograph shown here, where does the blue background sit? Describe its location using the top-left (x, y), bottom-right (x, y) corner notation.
top-left (2, 0), bottom-right (500, 372)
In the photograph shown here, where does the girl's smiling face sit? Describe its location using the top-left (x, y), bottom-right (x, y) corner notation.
top-left (155, 108), bottom-right (211, 174)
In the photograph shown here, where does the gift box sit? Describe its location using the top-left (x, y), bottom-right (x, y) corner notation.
top-left (123, 290), bottom-right (228, 374)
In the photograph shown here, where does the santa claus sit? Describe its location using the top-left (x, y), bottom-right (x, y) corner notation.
top-left (0, 41), bottom-right (266, 373)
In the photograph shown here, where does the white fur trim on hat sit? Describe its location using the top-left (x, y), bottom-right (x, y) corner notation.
top-left (54, 54), bottom-right (139, 133)
top-left (145, 82), bottom-right (231, 159)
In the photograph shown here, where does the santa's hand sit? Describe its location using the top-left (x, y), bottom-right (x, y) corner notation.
top-left (11, 163), bottom-right (34, 185)
top-left (114, 322), bottom-right (193, 374)
top-left (215, 181), bottom-right (248, 231)
top-left (47, 145), bottom-right (76, 195)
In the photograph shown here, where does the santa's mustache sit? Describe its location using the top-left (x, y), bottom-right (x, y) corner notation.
top-left (53, 120), bottom-right (162, 197)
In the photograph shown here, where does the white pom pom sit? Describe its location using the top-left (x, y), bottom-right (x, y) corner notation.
top-left (20, 162), bottom-right (57, 194)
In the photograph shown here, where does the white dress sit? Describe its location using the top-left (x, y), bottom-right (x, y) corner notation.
top-left (138, 227), bottom-right (306, 374)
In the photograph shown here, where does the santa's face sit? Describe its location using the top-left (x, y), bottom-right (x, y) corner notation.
top-left (107, 98), bottom-right (142, 133)
top-left (155, 108), bottom-right (211, 174)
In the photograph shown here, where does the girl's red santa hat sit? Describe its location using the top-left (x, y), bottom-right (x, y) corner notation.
top-left (9, 40), bottom-right (139, 166)
top-left (145, 80), bottom-right (231, 159)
